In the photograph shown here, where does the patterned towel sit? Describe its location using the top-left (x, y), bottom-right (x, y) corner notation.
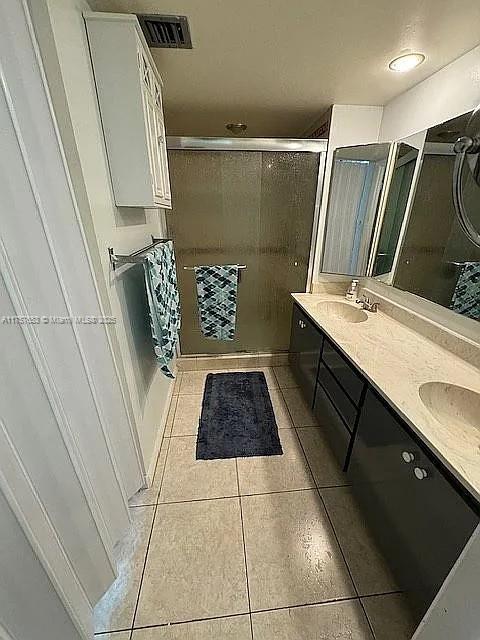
top-left (450, 261), bottom-right (480, 320)
top-left (143, 241), bottom-right (181, 378)
top-left (194, 265), bottom-right (239, 341)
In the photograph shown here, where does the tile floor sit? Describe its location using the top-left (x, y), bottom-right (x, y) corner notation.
top-left (94, 366), bottom-right (417, 640)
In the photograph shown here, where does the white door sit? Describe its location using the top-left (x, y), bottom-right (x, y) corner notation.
top-left (0, 0), bottom-right (144, 636)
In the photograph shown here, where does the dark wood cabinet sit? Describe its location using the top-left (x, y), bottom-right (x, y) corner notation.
top-left (289, 304), bottom-right (323, 407)
top-left (348, 388), bottom-right (479, 620)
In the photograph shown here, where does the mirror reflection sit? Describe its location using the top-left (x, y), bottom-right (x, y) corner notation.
top-left (372, 142), bottom-right (418, 278)
top-left (319, 110), bottom-right (480, 323)
top-left (393, 111), bottom-right (480, 320)
top-left (322, 143), bottom-right (391, 276)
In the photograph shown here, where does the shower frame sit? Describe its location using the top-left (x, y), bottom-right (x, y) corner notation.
top-left (166, 136), bottom-right (328, 293)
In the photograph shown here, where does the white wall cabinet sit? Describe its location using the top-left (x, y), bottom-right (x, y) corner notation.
top-left (85, 12), bottom-right (171, 208)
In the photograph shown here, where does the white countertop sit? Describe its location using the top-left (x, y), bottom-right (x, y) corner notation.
top-left (292, 293), bottom-right (480, 504)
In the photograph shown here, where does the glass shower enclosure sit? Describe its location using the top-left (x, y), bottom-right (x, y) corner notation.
top-left (166, 138), bottom-right (326, 355)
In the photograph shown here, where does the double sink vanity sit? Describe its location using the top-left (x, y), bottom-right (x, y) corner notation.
top-left (289, 292), bottom-right (480, 627)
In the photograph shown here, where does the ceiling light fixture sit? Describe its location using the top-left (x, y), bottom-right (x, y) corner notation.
top-left (226, 123), bottom-right (247, 135)
top-left (388, 53), bottom-right (425, 73)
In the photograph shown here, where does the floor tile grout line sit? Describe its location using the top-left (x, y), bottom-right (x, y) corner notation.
top-left (125, 610), bottom-right (251, 634)
top-left (292, 421), bottom-right (377, 640)
top-left (128, 502), bottom-right (158, 640)
top-left (121, 391), bottom-right (178, 637)
top-left (249, 592), bottom-right (387, 615)
top-left (359, 589), bottom-right (404, 600)
top-left (153, 392), bottom-right (181, 504)
top-left (166, 425), bottom-right (296, 438)
top-left (128, 430), bottom-right (174, 639)
top-left (131, 484), bottom-right (357, 509)
top-left (272, 370), bottom-right (317, 486)
top-left (114, 590), bottom-right (405, 635)
top-left (271, 368), bottom-right (376, 636)
top-left (235, 458), bottom-right (254, 640)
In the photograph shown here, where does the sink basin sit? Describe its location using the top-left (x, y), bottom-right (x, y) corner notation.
top-left (419, 382), bottom-right (480, 435)
top-left (316, 301), bottom-right (368, 323)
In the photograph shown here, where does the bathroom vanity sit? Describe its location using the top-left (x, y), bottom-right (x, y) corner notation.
top-left (289, 295), bottom-right (480, 625)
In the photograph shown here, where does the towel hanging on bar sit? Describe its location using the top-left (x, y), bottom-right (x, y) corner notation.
top-left (194, 265), bottom-right (239, 341)
top-left (450, 261), bottom-right (480, 320)
top-left (143, 241), bottom-right (181, 377)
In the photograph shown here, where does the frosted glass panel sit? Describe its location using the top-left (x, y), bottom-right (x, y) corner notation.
top-left (167, 150), bottom-right (319, 354)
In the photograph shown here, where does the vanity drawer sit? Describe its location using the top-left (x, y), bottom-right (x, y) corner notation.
top-left (313, 381), bottom-right (350, 468)
top-left (317, 362), bottom-right (358, 432)
top-left (321, 337), bottom-right (365, 405)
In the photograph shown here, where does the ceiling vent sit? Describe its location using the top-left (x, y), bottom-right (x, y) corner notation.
top-left (137, 14), bottom-right (192, 49)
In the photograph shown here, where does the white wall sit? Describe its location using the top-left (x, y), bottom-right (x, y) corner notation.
top-left (0, 490), bottom-right (83, 640)
top-left (312, 104), bottom-right (384, 283)
top-left (379, 44), bottom-right (480, 142)
top-left (413, 527), bottom-right (480, 640)
top-left (0, 0), bottom-right (141, 633)
top-left (36, 0), bottom-right (175, 483)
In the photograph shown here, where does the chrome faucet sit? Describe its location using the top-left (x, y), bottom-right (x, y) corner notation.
top-left (356, 295), bottom-right (379, 313)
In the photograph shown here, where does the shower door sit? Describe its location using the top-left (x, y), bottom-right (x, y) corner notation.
top-left (166, 141), bottom-right (324, 355)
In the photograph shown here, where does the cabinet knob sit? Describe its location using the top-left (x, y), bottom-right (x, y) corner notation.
top-left (414, 467), bottom-right (428, 480)
top-left (402, 451), bottom-right (415, 463)
top-left (298, 320), bottom-right (305, 329)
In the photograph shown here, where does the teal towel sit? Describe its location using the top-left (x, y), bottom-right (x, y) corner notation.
top-left (450, 261), bottom-right (480, 320)
top-left (143, 241), bottom-right (181, 378)
top-left (194, 265), bottom-right (239, 341)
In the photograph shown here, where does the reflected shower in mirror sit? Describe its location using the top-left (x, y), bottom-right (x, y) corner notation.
top-left (322, 143), bottom-right (391, 276)
top-left (372, 142), bottom-right (419, 278)
top-left (393, 111), bottom-right (480, 320)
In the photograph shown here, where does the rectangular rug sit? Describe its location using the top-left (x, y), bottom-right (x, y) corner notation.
top-left (196, 372), bottom-right (283, 460)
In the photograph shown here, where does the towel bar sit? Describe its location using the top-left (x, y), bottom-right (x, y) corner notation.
top-left (183, 265), bottom-right (247, 270)
top-left (108, 236), bottom-right (173, 270)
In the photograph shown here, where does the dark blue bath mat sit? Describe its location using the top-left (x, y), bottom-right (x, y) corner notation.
top-left (196, 372), bottom-right (283, 460)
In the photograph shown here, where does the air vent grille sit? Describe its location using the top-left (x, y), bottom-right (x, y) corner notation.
top-left (137, 14), bottom-right (192, 49)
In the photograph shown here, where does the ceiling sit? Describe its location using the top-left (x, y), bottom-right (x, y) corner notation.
top-left (89, 0), bottom-right (480, 137)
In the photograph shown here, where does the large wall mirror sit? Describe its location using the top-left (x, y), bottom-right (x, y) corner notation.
top-left (391, 111), bottom-right (480, 320)
top-left (320, 110), bottom-right (480, 322)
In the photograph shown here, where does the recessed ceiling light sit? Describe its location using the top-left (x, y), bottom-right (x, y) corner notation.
top-left (388, 53), bottom-right (425, 73)
top-left (226, 123), bottom-right (247, 134)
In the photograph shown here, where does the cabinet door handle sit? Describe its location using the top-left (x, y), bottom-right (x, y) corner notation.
top-left (414, 467), bottom-right (428, 480)
top-left (298, 320), bottom-right (305, 329)
top-left (402, 451), bottom-right (415, 463)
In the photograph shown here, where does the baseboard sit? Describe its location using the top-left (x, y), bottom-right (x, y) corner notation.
top-left (145, 370), bottom-right (175, 487)
top-left (177, 351), bottom-right (289, 371)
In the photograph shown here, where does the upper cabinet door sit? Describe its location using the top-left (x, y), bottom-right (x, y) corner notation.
top-left (85, 12), bottom-right (172, 208)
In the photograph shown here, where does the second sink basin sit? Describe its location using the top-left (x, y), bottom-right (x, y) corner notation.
top-left (316, 300), bottom-right (368, 323)
top-left (419, 382), bottom-right (480, 444)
